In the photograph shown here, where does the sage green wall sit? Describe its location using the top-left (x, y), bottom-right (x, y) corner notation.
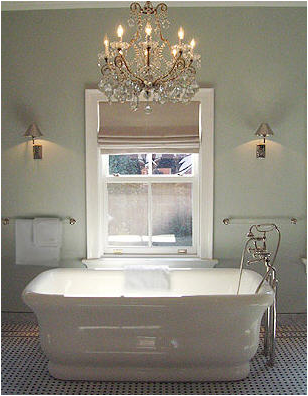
top-left (2, 6), bottom-right (306, 313)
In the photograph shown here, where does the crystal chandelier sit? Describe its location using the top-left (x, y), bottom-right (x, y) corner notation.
top-left (98, 1), bottom-right (201, 113)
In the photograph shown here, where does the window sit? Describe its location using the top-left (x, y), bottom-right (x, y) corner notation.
top-left (101, 153), bottom-right (198, 254)
top-left (85, 88), bottom-right (214, 258)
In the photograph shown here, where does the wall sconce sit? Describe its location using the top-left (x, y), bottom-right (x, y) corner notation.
top-left (254, 123), bottom-right (274, 159)
top-left (24, 123), bottom-right (43, 159)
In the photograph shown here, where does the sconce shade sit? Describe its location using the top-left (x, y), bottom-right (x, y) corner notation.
top-left (254, 123), bottom-right (274, 138)
top-left (24, 123), bottom-right (43, 139)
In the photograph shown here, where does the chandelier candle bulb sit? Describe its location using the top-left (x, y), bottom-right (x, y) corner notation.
top-left (117, 25), bottom-right (123, 41)
top-left (190, 38), bottom-right (196, 53)
top-left (98, 1), bottom-right (200, 111)
top-left (145, 22), bottom-right (152, 38)
top-left (104, 36), bottom-right (109, 57)
top-left (178, 27), bottom-right (184, 43)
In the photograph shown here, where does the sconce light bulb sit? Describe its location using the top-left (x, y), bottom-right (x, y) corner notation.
top-left (190, 38), bottom-right (196, 49)
top-left (172, 48), bottom-right (177, 57)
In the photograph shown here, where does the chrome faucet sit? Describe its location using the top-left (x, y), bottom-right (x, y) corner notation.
top-left (237, 224), bottom-right (280, 295)
top-left (237, 223), bottom-right (281, 366)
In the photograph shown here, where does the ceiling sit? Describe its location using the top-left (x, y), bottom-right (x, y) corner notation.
top-left (2, 1), bottom-right (306, 11)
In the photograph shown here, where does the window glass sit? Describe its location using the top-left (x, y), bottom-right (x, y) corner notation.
top-left (108, 153), bottom-right (192, 176)
top-left (109, 154), bottom-right (149, 175)
top-left (107, 183), bottom-right (148, 246)
top-left (152, 154), bottom-right (192, 175)
top-left (152, 183), bottom-right (193, 246)
top-left (104, 153), bottom-right (196, 252)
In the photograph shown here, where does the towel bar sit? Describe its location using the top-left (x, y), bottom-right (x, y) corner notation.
top-left (222, 217), bottom-right (298, 225)
top-left (2, 217), bottom-right (77, 226)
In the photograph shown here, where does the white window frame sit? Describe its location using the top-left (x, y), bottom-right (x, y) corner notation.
top-left (85, 88), bottom-right (214, 259)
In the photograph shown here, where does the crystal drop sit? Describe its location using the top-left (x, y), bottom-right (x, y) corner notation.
top-left (144, 104), bottom-right (152, 114)
top-left (185, 88), bottom-right (194, 98)
top-left (134, 83), bottom-right (142, 94)
top-left (129, 95), bottom-right (139, 111)
top-left (98, 80), bottom-right (104, 90)
top-left (143, 91), bottom-right (151, 100)
top-left (129, 101), bottom-right (137, 111)
top-left (128, 17), bottom-right (135, 27)
top-left (153, 92), bottom-right (159, 102)
top-left (161, 18), bottom-right (170, 29)
top-left (104, 83), bottom-right (113, 94)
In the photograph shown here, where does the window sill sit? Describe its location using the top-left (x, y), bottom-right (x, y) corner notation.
top-left (82, 257), bottom-right (218, 269)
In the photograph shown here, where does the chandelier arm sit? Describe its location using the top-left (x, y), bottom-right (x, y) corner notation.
top-left (142, 1), bottom-right (154, 14)
top-left (127, 13), bottom-right (143, 49)
top-left (130, 2), bottom-right (142, 12)
top-left (155, 64), bottom-right (195, 87)
top-left (114, 53), bottom-right (146, 86)
top-left (127, 3), bottom-right (143, 50)
top-left (101, 63), bottom-right (121, 78)
top-left (153, 8), bottom-right (172, 50)
top-left (152, 54), bottom-right (182, 85)
top-left (157, 63), bottom-right (196, 85)
top-left (152, 53), bottom-right (189, 86)
top-left (127, 29), bottom-right (141, 50)
top-left (158, 27), bottom-right (172, 50)
top-left (155, 3), bottom-right (168, 12)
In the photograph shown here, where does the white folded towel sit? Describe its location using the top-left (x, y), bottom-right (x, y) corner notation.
top-left (33, 218), bottom-right (62, 247)
top-left (124, 265), bottom-right (170, 290)
top-left (15, 219), bottom-right (61, 266)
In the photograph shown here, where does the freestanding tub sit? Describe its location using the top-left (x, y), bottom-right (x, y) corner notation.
top-left (22, 267), bottom-right (274, 381)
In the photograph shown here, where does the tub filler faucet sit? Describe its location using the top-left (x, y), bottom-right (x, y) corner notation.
top-left (237, 223), bottom-right (281, 367)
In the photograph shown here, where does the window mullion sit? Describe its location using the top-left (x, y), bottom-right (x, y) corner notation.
top-left (147, 153), bottom-right (152, 248)
top-left (148, 181), bottom-right (152, 248)
top-left (106, 176), bottom-right (194, 183)
top-left (148, 153), bottom-right (152, 176)
top-left (103, 180), bottom-right (109, 251)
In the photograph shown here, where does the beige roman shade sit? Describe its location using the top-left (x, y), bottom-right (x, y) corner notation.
top-left (98, 101), bottom-right (200, 153)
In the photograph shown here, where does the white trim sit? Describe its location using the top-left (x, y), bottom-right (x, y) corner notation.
top-left (85, 88), bottom-right (214, 259)
top-left (192, 153), bottom-right (200, 257)
top-left (85, 90), bottom-right (101, 259)
top-left (3, 2), bottom-right (305, 11)
top-left (194, 89), bottom-right (214, 259)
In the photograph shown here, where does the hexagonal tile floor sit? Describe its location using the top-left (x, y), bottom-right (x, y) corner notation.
top-left (1, 315), bottom-right (306, 395)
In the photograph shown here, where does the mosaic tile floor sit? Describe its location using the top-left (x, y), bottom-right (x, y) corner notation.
top-left (1, 317), bottom-right (306, 395)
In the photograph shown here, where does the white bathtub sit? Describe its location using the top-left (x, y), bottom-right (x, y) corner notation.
top-left (22, 267), bottom-right (274, 381)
